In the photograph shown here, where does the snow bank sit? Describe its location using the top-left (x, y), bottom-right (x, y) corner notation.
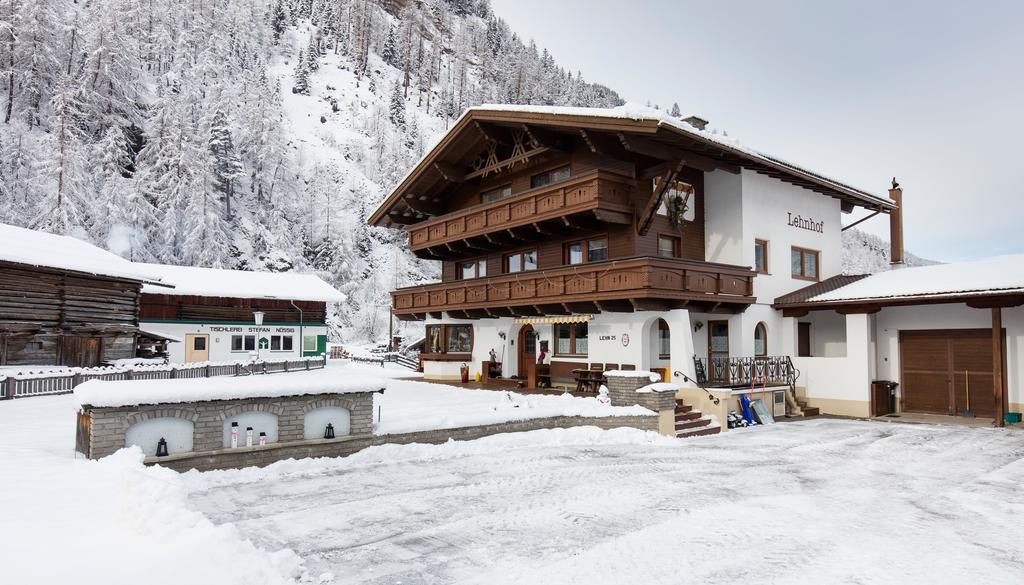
top-left (0, 395), bottom-right (305, 585)
top-left (812, 254), bottom-right (1024, 302)
top-left (75, 369), bottom-right (387, 408)
top-left (137, 262), bottom-right (345, 303)
top-left (0, 222), bottom-right (164, 283)
top-left (374, 379), bottom-right (653, 435)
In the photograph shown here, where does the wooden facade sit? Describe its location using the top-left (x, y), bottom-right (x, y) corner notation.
top-left (140, 294), bottom-right (327, 324)
top-left (372, 110), bottom-right (762, 319)
top-left (0, 261), bottom-right (144, 367)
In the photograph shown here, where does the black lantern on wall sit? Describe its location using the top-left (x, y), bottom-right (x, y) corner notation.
top-left (156, 437), bottom-right (169, 457)
top-left (324, 423), bottom-right (335, 439)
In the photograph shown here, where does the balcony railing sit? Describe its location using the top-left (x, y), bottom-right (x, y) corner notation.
top-left (406, 170), bottom-right (635, 253)
top-left (392, 256), bottom-right (755, 318)
top-left (694, 355), bottom-right (799, 389)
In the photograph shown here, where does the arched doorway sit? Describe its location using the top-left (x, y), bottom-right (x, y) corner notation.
top-left (657, 319), bottom-right (671, 359)
top-left (518, 324), bottom-right (536, 378)
top-left (754, 322), bottom-right (768, 357)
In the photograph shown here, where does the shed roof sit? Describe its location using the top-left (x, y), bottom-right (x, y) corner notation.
top-left (138, 263), bottom-right (345, 303)
top-left (0, 223), bottom-right (164, 284)
top-left (774, 256), bottom-right (1024, 309)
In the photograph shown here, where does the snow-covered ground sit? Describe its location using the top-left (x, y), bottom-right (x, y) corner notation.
top-left (2, 367), bottom-right (1023, 584)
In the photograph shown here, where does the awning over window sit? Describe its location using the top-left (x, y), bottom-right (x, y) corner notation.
top-left (512, 315), bottom-right (593, 325)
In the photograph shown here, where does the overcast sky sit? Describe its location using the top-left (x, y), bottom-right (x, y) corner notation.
top-left (489, 0), bottom-right (1024, 262)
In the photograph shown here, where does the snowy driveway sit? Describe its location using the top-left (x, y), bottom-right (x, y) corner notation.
top-left (185, 420), bottom-right (1024, 585)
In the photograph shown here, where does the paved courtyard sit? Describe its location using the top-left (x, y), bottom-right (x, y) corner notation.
top-left (185, 419), bottom-right (1024, 585)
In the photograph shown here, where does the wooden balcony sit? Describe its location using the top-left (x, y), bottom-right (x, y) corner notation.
top-left (392, 256), bottom-right (756, 319)
top-left (406, 170), bottom-right (635, 255)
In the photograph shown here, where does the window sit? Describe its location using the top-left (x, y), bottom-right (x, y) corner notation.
top-left (530, 166), bottom-right (570, 189)
top-left (424, 324), bottom-right (473, 356)
top-left (754, 239), bottom-right (769, 273)
top-left (481, 185), bottom-right (512, 204)
top-left (566, 238), bottom-right (608, 265)
top-left (554, 322), bottom-right (588, 355)
top-left (658, 235), bottom-right (679, 258)
top-left (231, 335), bottom-right (256, 352)
top-left (505, 249), bottom-right (538, 273)
top-left (658, 319), bottom-right (671, 359)
top-left (459, 259), bottom-right (487, 280)
top-left (193, 336), bottom-right (206, 351)
top-left (445, 325), bottom-right (472, 353)
top-left (269, 335), bottom-right (293, 351)
top-left (791, 247), bottom-right (820, 281)
top-left (754, 323), bottom-right (767, 357)
top-left (302, 335), bottom-right (317, 353)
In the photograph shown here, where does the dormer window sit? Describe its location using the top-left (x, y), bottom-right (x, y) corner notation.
top-left (530, 166), bottom-right (570, 189)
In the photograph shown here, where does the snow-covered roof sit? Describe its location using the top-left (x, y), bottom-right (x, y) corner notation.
top-left (0, 223), bottom-right (164, 284)
top-left (74, 371), bottom-right (386, 408)
top-left (138, 263), bottom-right (345, 303)
top-left (370, 103), bottom-right (895, 226)
top-left (466, 104), bottom-right (892, 208)
top-left (801, 255), bottom-right (1024, 304)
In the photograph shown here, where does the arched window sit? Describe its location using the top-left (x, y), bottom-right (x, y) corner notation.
top-left (754, 322), bottom-right (768, 357)
top-left (657, 319), bottom-right (671, 359)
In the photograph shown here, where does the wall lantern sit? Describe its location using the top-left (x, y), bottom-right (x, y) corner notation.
top-left (156, 437), bottom-right (169, 457)
top-left (324, 423), bottom-right (335, 439)
top-left (253, 311), bottom-right (265, 326)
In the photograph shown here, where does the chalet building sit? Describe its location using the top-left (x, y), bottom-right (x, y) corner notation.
top-left (372, 104), bottom-right (1021, 426)
top-left (137, 264), bottom-right (344, 363)
top-left (0, 224), bottom-right (165, 367)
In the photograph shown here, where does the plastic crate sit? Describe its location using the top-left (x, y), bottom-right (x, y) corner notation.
top-left (1005, 412), bottom-right (1022, 424)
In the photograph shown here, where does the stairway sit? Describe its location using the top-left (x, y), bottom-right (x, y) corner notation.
top-left (674, 399), bottom-right (721, 438)
top-left (794, 396), bottom-right (820, 417)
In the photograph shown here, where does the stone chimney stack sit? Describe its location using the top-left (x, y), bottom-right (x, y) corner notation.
top-left (888, 178), bottom-right (904, 265)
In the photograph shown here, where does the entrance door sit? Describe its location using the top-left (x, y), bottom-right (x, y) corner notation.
top-left (61, 336), bottom-right (103, 367)
top-left (900, 329), bottom-right (999, 417)
top-left (707, 320), bottom-right (729, 383)
top-left (185, 334), bottom-right (210, 363)
top-left (518, 325), bottom-right (536, 378)
top-left (797, 323), bottom-right (812, 357)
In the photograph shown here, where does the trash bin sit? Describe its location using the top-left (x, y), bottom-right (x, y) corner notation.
top-left (871, 380), bottom-right (899, 416)
top-left (460, 363), bottom-right (469, 383)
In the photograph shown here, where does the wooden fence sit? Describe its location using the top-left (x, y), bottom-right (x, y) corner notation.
top-left (0, 356), bottom-right (327, 400)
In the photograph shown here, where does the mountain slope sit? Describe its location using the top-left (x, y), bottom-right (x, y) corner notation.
top-left (842, 227), bottom-right (935, 274)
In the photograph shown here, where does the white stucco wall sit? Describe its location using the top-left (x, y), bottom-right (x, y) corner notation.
top-left (792, 313), bottom-right (873, 416)
top-left (704, 169), bottom-right (744, 267)
top-left (140, 322), bottom-right (329, 363)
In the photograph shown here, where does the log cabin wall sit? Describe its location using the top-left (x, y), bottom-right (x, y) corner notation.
top-left (140, 294), bottom-right (327, 324)
top-left (0, 262), bottom-right (143, 367)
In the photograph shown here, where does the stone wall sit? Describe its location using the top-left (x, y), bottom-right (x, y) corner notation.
top-left (79, 392), bottom-right (375, 459)
top-left (606, 375), bottom-right (677, 412)
top-left (148, 414), bottom-right (659, 472)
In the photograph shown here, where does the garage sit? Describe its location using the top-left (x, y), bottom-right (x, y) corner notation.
top-left (899, 329), bottom-right (1003, 417)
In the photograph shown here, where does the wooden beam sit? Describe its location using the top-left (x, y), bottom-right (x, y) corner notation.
top-left (521, 124), bottom-right (559, 149)
top-left (464, 146), bottom-right (551, 181)
top-left (593, 209), bottom-right (633, 225)
top-left (473, 120), bottom-right (500, 143)
top-left (993, 307), bottom-right (1005, 428)
top-left (532, 222), bottom-right (552, 236)
top-left (620, 134), bottom-right (735, 173)
top-left (433, 161), bottom-right (467, 184)
top-left (782, 308), bottom-right (810, 318)
top-left (836, 305), bottom-right (882, 315)
top-left (842, 209), bottom-right (883, 232)
top-left (636, 162), bottom-right (684, 236)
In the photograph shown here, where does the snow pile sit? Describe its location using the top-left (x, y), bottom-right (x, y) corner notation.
top-left (812, 254), bottom-right (1024, 302)
top-left (635, 382), bottom-right (680, 394)
top-left (374, 379), bottom-right (653, 435)
top-left (137, 262), bottom-right (345, 302)
top-left (0, 222), bottom-right (163, 284)
top-left (75, 369), bottom-right (387, 408)
top-left (0, 396), bottom-right (306, 585)
top-left (604, 370), bottom-right (661, 382)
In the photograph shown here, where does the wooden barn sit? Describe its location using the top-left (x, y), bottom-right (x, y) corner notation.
top-left (0, 224), bottom-right (166, 367)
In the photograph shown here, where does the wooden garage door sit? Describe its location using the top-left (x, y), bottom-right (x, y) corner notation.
top-left (900, 330), bottom-right (997, 417)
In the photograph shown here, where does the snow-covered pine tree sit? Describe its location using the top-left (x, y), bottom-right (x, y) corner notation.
top-left (382, 25), bottom-right (398, 67)
top-left (306, 34), bottom-right (320, 72)
top-left (271, 0), bottom-right (287, 43)
top-left (209, 110), bottom-right (244, 220)
top-left (388, 79), bottom-right (405, 126)
top-left (292, 49), bottom-right (310, 94)
top-left (670, 102), bottom-right (681, 117)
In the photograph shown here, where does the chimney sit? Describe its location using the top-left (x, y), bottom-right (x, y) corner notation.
top-left (888, 178), bottom-right (904, 265)
top-left (683, 115), bottom-right (708, 131)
